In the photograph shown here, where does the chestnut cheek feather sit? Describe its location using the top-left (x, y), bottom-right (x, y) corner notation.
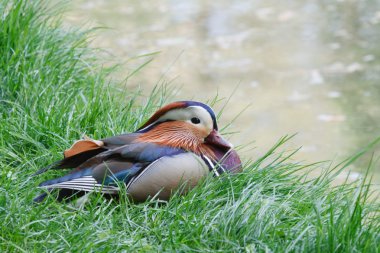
top-left (137, 121), bottom-right (215, 157)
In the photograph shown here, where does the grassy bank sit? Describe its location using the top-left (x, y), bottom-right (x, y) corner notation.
top-left (1, 1), bottom-right (379, 252)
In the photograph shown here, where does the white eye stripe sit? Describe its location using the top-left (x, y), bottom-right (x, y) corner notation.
top-left (202, 155), bottom-right (221, 177)
top-left (187, 105), bottom-right (216, 116)
top-left (168, 107), bottom-right (212, 126)
top-left (138, 106), bottom-right (214, 134)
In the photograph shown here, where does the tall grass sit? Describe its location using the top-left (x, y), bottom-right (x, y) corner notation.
top-left (0, 1), bottom-right (379, 252)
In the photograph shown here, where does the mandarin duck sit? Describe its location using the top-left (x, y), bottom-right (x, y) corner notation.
top-left (34, 101), bottom-right (242, 203)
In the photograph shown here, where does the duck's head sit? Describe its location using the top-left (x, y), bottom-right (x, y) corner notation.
top-left (137, 101), bottom-right (233, 155)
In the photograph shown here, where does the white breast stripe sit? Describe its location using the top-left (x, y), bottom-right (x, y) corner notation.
top-left (203, 155), bottom-right (220, 177)
top-left (214, 160), bottom-right (226, 174)
top-left (202, 155), bottom-right (214, 169)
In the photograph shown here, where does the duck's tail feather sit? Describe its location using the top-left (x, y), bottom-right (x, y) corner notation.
top-left (33, 188), bottom-right (88, 203)
top-left (33, 191), bottom-right (50, 203)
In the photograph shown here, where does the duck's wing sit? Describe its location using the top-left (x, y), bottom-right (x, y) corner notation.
top-left (33, 133), bottom-right (140, 175)
top-left (34, 143), bottom-right (185, 202)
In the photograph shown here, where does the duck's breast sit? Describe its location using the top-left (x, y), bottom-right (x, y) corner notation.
top-left (127, 153), bottom-right (209, 202)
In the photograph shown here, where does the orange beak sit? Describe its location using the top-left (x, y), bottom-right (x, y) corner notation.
top-left (204, 129), bottom-right (233, 150)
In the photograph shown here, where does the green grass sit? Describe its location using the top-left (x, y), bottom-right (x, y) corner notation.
top-left (1, 1), bottom-right (379, 252)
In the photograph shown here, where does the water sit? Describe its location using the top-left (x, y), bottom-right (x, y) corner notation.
top-left (63, 0), bottom-right (380, 183)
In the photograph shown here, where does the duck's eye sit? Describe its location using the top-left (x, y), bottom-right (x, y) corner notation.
top-left (191, 117), bottom-right (201, 124)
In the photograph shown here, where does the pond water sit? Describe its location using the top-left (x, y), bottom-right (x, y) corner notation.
top-left (63, 0), bottom-right (380, 183)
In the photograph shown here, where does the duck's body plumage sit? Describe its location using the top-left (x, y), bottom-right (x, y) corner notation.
top-left (34, 101), bottom-right (241, 203)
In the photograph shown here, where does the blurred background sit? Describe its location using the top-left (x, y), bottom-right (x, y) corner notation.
top-left (62, 0), bottom-right (380, 183)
